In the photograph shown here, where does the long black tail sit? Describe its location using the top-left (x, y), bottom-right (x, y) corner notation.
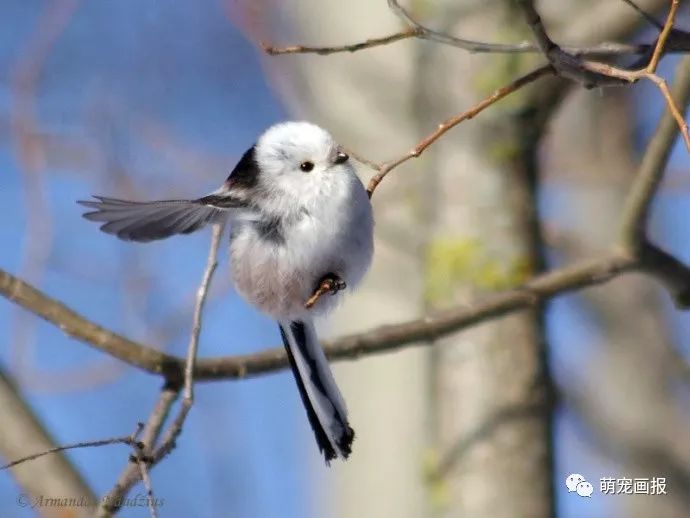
top-left (278, 319), bottom-right (354, 463)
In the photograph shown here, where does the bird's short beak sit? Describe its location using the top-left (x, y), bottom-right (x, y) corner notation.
top-left (334, 150), bottom-right (349, 165)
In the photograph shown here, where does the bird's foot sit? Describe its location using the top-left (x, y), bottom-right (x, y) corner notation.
top-left (305, 273), bottom-right (346, 309)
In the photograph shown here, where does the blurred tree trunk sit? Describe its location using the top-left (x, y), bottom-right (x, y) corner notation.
top-left (0, 369), bottom-right (95, 518)
top-left (269, 2), bottom-right (432, 517)
top-left (417, 7), bottom-right (552, 517)
top-left (259, 0), bottom-right (673, 516)
top-left (271, 2), bottom-right (554, 516)
top-left (546, 86), bottom-right (690, 518)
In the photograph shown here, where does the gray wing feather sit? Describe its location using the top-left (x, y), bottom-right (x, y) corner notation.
top-left (78, 196), bottom-right (231, 242)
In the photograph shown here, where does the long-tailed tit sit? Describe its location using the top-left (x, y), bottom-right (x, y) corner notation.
top-left (79, 121), bottom-right (375, 463)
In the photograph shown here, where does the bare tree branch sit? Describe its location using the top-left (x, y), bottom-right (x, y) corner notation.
top-left (2, 45), bottom-right (690, 392)
top-left (97, 222), bottom-right (225, 515)
top-left (269, 1), bottom-right (687, 197)
top-left (620, 55), bottom-right (690, 247)
top-left (0, 368), bottom-right (96, 514)
top-left (517, 0), bottom-right (629, 87)
top-left (365, 64), bottom-right (554, 194)
top-left (262, 0), bottom-right (686, 59)
top-left (517, 0), bottom-right (690, 154)
top-left (1, 423), bottom-right (143, 471)
top-left (0, 252), bottom-right (667, 382)
top-left (262, 27), bottom-right (418, 55)
top-left (131, 440), bottom-right (158, 518)
top-left (98, 387), bottom-right (178, 517)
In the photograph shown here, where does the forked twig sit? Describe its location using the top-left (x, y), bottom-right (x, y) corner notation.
top-left (98, 223), bottom-right (225, 516)
top-left (582, 1), bottom-right (689, 151)
top-left (264, 0), bottom-right (688, 195)
top-left (261, 0), bottom-right (688, 59)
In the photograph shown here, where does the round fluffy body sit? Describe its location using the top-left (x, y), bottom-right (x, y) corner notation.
top-left (228, 122), bottom-right (374, 320)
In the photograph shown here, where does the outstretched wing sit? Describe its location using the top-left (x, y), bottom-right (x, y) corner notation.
top-left (80, 143), bottom-right (262, 242)
top-left (78, 193), bottom-right (246, 242)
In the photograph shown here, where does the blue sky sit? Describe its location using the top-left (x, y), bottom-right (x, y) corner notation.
top-left (0, 1), bottom-right (318, 517)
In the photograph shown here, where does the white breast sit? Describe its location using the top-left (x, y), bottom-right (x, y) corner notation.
top-left (229, 171), bottom-right (374, 321)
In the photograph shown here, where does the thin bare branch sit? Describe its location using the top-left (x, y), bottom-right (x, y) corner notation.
top-left (647, 74), bottom-right (690, 151)
top-left (131, 441), bottom-right (158, 518)
top-left (261, 0), bottom-right (684, 59)
top-left (518, 0), bottom-right (688, 153)
top-left (1, 423), bottom-right (143, 471)
top-left (98, 223), bottom-right (225, 515)
top-left (184, 221), bottom-right (224, 401)
top-left (365, 64), bottom-right (554, 194)
top-left (140, 386), bottom-right (179, 450)
top-left (99, 387), bottom-right (178, 517)
top-left (517, 0), bottom-right (628, 87)
top-left (1, 255), bottom-right (687, 387)
top-left (620, 55), bottom-right (690, 247)
top-left (591, 2), bottom-right (689, 153)
top-left (263, 1), bottom-right (686, 197)
top-left (385, 0), bottom-right (533, 53)
top-left (157, 221), bottom-right (225, 446)
top-left (647, 0), bottom-right (679, 72)
top-left (262, 28), bottom-right (418, 55)
top-left (263, 0), bottom-right (535, 56)
top-left (0, 253), bottom-right (638, 381)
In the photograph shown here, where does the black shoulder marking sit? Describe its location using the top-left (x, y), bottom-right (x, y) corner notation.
top-left (253, 217), bottom-right (284, 244)
top-left (225, 145), bottom-right (259, 190)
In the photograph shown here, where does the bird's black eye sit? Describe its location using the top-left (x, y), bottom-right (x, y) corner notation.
top-left (300, 161), bottom-right (314, 172)
top-left (335, 151), bottom-right (349, 164)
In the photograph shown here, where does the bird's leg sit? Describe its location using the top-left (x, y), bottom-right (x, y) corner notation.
top-left (305, 273), bottom-right (347, 309)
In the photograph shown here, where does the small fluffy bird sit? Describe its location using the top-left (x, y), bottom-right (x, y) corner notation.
top-left (79, 122), bottom-right (374, 463)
